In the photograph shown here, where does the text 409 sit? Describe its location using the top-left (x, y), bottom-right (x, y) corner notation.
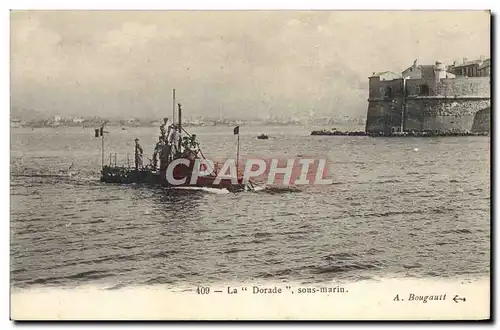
top-left (197, 287), bottom-right (210, 295)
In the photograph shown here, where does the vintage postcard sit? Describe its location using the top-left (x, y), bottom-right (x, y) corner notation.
top-left (10, 9), bottom-right (491, 320)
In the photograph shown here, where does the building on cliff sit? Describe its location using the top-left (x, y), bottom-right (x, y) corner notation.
top-left (365, 58), bottom-right (491, 134)
top-left (448, 56), bottom-right (491, 77)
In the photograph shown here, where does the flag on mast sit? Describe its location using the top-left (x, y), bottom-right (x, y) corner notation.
top-left (95, 127), bottom-right (104, 137)
top-left (233, 126), bottom-right (239, 135)
top-left (94, 126), bottom-right (106, 137)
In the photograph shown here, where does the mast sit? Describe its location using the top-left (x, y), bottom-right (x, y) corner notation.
top-left (172, 89), bottom-right (176, 125)
top-left (178, 103), bottom-right (182, 153)
top-left (236, 132), bottom-right (240, 179)
top-left (233, 125), bottom-right (240, 179)
top-left (401, 78), bottom-right (406, 133)
top-left (101, 123), bottom-right (105, 169)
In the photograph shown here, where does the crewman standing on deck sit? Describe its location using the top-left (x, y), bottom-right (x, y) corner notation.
top-left (134, 138), bottom-right (143, 170)
top-left (168, 125), bottom-right (180, 155)
top-left (152, 136), bottom-right (164, 170)
top-left (160, 117), bottom-right (169, 139)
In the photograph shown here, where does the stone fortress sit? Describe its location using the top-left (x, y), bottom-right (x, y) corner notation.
top-left (365, 56), bottom-right (491, 134)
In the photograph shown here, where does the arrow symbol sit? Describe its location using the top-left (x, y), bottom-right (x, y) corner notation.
top-left (453, 295), bottom-right (466, 303)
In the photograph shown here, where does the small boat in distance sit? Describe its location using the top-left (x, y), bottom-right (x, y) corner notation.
top-left (257, 133), bottom-right (269, 140)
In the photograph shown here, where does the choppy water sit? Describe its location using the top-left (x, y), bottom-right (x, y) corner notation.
top-left (10, 125), bottom-right (490, 289)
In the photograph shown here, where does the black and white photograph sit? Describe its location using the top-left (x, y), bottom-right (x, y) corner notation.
top-left (9, 9), bottom-right (491, 320)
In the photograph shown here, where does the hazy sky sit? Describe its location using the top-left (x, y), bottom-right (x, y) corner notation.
top-left (11, 10), bottom-right (490, 119)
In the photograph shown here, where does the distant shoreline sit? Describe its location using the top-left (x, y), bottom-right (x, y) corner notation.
top-left (11, 122), bottom-right (366, 129)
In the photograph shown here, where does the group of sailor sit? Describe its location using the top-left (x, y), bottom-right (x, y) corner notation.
top-left (134, 115), bottom-right (199, 171)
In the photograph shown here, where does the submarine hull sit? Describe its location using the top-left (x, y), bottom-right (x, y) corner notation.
top-left (100, 165), bottom-right (247, 192)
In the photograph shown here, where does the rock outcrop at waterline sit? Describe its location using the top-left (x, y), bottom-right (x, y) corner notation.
top-left (311, 130), bottom-right (368, 136)
top-left (471, 107), bottom-right (491, 133)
